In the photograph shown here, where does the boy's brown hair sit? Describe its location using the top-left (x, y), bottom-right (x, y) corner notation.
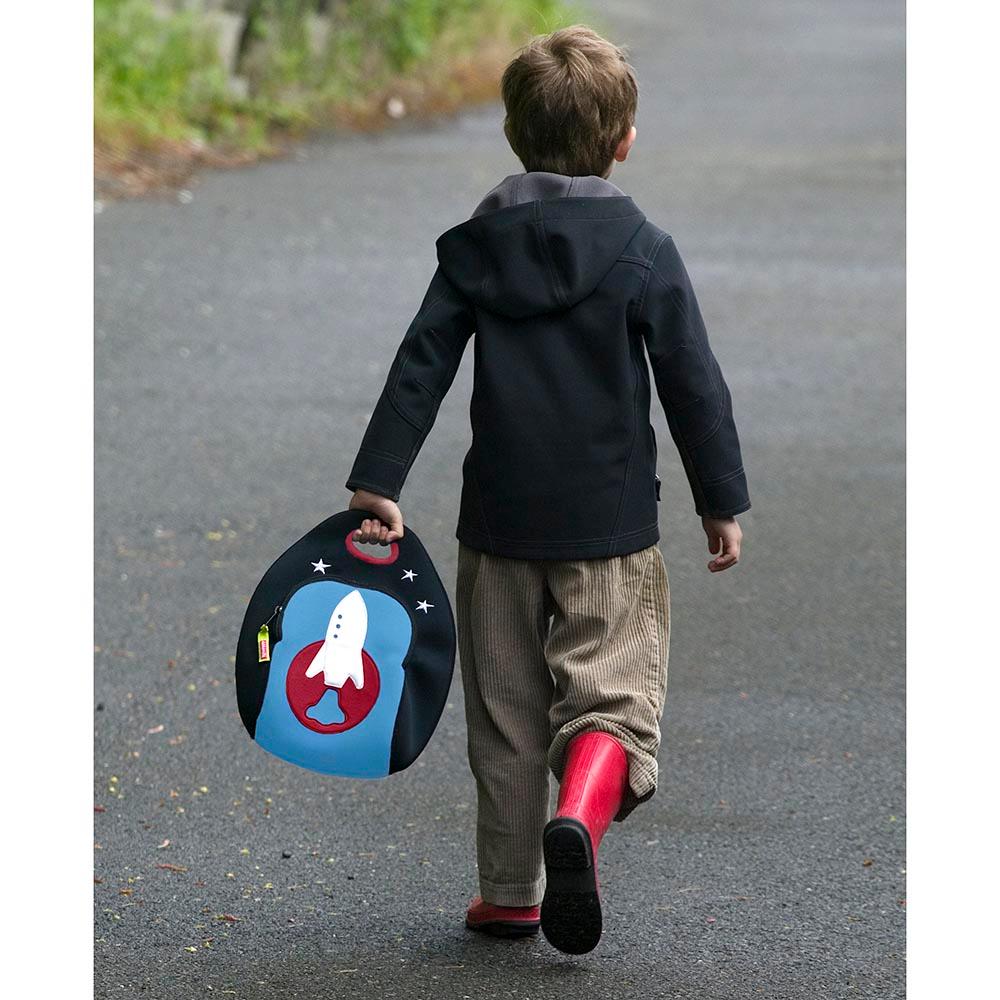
top-left (501, 25), bottom-right (638, 178)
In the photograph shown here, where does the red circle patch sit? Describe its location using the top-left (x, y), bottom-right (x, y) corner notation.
top-left (285, 641), bottom-right (381, 734)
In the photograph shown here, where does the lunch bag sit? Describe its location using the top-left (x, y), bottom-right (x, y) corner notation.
top-left (235, 510), bottom-right (455, 778)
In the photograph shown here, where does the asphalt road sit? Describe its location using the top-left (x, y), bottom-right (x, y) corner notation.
top-left (94, 1), bottom-right (905, 996)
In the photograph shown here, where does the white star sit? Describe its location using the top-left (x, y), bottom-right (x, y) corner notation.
top-left (401, 569), bottom-right (418, 582)
top-left (415, 600), bottom-right (434, 614)
top-left (311, 558), bottom-right (330, 574)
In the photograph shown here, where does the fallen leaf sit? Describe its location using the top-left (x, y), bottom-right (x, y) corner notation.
top-left (217, 913), bottom-right (240, 923)
top-left (862, 858), bottom-right (874, 867)
top-left (147, 724), bottom-right (165, 735)
top-left (94, 805), bottom-right (106, 813)
top-left (157, 839), bottom-right (170, 850)
top-left (156, 863), bottom-right (188, 873)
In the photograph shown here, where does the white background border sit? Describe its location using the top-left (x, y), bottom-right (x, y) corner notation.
top-left (4, 0), bottom-right (997, 994)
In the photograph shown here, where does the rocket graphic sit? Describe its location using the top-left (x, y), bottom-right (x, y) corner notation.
top-left (304, 589), bottom-right (368, 690)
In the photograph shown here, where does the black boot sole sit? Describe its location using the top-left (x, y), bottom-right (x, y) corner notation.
top-left (541, 817), bottom-right (602, 954)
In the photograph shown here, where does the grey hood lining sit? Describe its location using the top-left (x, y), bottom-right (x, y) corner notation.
top-left (471, 171), bottom-right (628, 218)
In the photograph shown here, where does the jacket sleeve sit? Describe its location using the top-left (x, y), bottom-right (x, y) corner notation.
top-left (634, 236), bottom-right (751, 518)
top-left (345, 267), bottom-right (475, 501)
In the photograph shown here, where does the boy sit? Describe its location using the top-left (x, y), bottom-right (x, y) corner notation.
top-left (344, 25), bottom-right (749, 954)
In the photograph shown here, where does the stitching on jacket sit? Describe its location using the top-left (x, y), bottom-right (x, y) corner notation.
top-left (383, 387), bottom-right (424, 433)
top-left (665, 407), bottom-right (708, 510)
top-left (410, 287), bottom-right (449, 327)
top-left (636, 234), bottom-right (723, 508)
top-left (465, 224), bottom-right (490, 302)
top-left (700, 465), bottom-right (746, 486)
top-left (636, 231), bottom-right (669, 319)
top-left (608, 331), bottom-right (645, 555)
top-left (646, 264), bottom-right (727, 448)
top-left (399, 393), bottom-right (443, 480)
top-left (389, 317), bottom-right (467, 425)
top-left (698, 499), bottom-right (751, 517)
top-left (671, 393), bottom-right (704, 413)
top-left (534, 202), bottom-right (568, 309)
top-left (649, 265), bottom-right (724, 401)
top-left (356, 445), bottom-right (408, 466)
top-left (553, 211), bottom-right (644, 222)
top-left (457, 520), bottom-right (658, 546)
top-left (387, 284), bottom-right (462, 403)
top-left (684, 390), bottom-right (729, 449)
top-left (647, 231), bottom-right (673, 271)
top-left (469, 462), bottom-right (495, 550)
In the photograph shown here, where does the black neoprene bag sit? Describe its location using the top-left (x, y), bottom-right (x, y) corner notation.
top-left (235, 510), bottom-right (455, 778)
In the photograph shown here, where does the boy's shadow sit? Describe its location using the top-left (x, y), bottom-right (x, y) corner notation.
top-left (227, 916), bottom-right (600, 1000)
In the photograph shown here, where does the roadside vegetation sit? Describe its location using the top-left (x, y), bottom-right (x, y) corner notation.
top-left (95, 0), bottom-right (577, 195)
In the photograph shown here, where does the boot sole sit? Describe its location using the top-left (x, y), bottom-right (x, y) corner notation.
top-left (465, 918), bottom-right (540, 939)
top-left (541, 817), bottom-right (602, 954)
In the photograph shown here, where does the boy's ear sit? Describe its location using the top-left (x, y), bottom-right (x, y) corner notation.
top-left (614, 125), bottom-right (637, 163)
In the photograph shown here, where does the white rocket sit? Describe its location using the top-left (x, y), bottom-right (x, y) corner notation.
top-left (305, 589), bottom-right (368, 689)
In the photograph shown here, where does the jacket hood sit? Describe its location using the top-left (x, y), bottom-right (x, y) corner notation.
top-left (435, 172), bottom-right (646, 319)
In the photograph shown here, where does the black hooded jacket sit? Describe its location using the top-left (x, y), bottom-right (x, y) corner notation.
top-left (345, 172), bottom-right (750, 560)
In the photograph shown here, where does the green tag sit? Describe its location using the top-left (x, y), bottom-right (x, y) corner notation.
top-left (257, 625), bottom-right (270, 663)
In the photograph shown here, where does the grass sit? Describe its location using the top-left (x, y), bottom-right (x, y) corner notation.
top-left (94, 0), bottom-right (580, 195)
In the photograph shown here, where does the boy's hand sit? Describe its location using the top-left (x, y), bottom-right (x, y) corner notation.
top-left (702, 515), bottom-right (742, 573)
top-left (349, 490), bottom-right (404, 545)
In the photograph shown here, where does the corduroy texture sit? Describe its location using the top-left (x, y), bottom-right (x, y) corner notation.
top-left (456, 541), bottom-right (670, 907)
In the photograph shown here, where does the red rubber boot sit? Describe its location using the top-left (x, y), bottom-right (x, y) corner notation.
top-left (541, 731), bottom-right (629, 954)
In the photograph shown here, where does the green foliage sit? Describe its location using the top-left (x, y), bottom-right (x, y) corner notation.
top-left (95, 0), bottom-right (578, 154)
top-left (95, 0), bottom-right (235, 145)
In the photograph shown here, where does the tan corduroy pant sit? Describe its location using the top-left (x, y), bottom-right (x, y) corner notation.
top-left (456, 541), bottom-right (671, 907)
